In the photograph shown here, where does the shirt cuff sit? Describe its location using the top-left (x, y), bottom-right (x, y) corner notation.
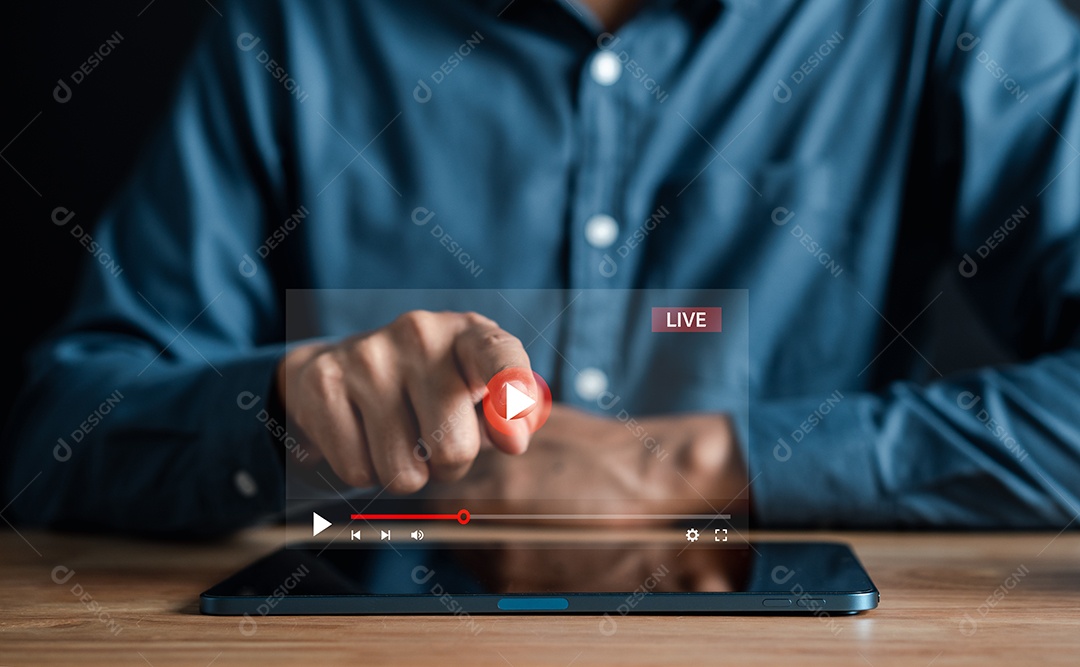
top-left (738, 395), bottom-right (891, 528)
top-left (204, 345), bottom-right (288, 529)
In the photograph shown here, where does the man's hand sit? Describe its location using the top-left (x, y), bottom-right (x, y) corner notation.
top-left (427, 405), bottom-right (748, 520)
top-left (277, 310), bottom-right (536, 493)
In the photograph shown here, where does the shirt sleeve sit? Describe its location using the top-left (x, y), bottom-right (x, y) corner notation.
top-left (3, 2), bottom-right (298, 537)
top-left (749, 0), bottom-right (1080, 528)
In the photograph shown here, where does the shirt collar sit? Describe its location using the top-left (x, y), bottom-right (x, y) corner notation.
top-left (472, 0), bottom-right (750, 18)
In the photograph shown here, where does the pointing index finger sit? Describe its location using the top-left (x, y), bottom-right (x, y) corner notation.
top-left (453, 317), bottom-right (536, 400)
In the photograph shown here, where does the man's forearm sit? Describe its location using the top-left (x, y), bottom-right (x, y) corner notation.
top-left (747, 351), bottom-right (1080, 528)
top-left (4, 342), bottom-right (286, 537)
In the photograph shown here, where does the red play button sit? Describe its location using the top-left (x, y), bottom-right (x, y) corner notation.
top-left (504, 382), bottom-right (536, 420)
top-left (482, 368), bottom-right (551, 435)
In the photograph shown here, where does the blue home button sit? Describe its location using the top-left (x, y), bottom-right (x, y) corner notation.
top-left (497, 597), bottom-right (570, 611)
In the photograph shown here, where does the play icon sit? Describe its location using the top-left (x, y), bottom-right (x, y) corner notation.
top-left (482, 367), bottom-right (552, 436)
top-left (504, 382), bottom-right (536, 420)
top-left (312, 512), bottom-right (332, 537)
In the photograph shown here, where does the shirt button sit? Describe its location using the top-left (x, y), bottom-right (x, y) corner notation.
top-left (590, 51), bottom-right (622, 86)
top-left (234, 470), bottom-right (259, 498)
top-left (584, 214), bottom-right (619, 249)
top-left (575, 368), bottom-right (609, 402)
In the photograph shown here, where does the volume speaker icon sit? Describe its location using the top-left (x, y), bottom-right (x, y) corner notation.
top-left (410, 529), bottom-right (424, 541)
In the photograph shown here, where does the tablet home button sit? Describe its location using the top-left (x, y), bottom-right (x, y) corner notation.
top-left (497, 597), bottom-right (570, 611)
top-left (762, 598), bottom-right (793, 607)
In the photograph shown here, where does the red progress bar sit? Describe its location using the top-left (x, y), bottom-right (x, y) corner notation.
top-left (350, 509), bottom-right (471, 525)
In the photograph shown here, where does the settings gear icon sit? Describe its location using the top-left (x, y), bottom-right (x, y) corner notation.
top-left (685, 528), bottom-right (700, 542)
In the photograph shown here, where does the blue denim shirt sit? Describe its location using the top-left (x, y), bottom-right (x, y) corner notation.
top-left (8, 0), bottom-right (1080, 534)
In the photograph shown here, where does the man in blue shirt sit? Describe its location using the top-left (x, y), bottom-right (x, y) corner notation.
top-left (6, 0), bottom-right (1080, 534)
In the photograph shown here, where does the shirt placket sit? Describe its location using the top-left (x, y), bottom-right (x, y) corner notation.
top-left (559, 32), bottom-right (634, 409)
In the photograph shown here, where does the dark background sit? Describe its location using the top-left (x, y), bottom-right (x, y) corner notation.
top-left (4, 0), bottom-right (1080, 431)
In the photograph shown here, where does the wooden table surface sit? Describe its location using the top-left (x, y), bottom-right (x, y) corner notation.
top-left (1, 528), bottom-right (1078, 666)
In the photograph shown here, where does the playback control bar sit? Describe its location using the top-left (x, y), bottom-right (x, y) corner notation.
top-left (311, 510), bottom-right (733, 538)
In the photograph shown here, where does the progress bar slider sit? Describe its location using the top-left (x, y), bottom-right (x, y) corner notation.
top-left (348, 511), bottom-right (731, 524)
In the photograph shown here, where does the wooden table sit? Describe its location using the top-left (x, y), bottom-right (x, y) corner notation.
top-left (1, 528), bottom-right (1078, 665)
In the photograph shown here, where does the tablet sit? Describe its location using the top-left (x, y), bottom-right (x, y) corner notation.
top-left (201, 540), bottom-right (878, 615)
